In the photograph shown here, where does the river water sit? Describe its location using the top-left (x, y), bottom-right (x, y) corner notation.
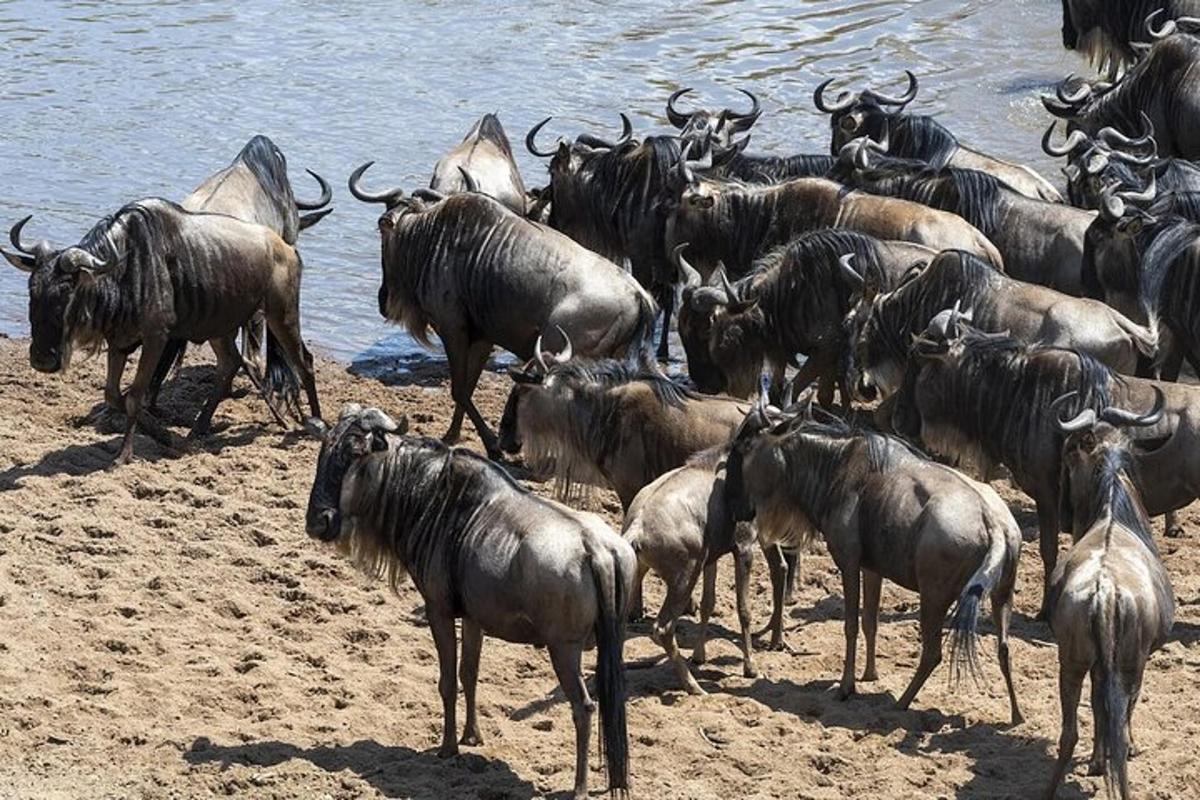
top-left (0, 0), bottom-right (1083, 369)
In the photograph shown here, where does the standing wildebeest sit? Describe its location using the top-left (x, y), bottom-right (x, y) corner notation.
top-left (1060, 0), bottom-right (1200, 76)
top-left (429, 113), bottom-right (528, 214)
top-left (178, 134), bottom-right (333, 415)
top-left (1046, 392), bottom-right (1175, 800)
top-left (724, 401), bottom-right (1023, 722)
top-left (845, 249), bottom-right (1158, 402)
top-left (891, 320), bottom-right (1199, 616)
top-left (674, 232), bottom-right (935, 399)
top-left (348, 165), bottom-right (656, 458)
top-left (1044, 28), bottom-right (1200, 159)
top-left (832, 139), bottom-right (1097, 292)
top-left (664, 170), bottom-right (1002, 281)
top-left (814, 70), bottom-right (1061, 201)
top-left (305, 405), bottom-right (633, 800)
top-left (525, 116), bottom-right (682, 359)
top-left (1, 199), bottom-right (321, 464)
top-left (623, 448), bottom-right (760, 693)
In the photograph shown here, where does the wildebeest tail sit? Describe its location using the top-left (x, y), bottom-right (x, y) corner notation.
top-left (148, 339), bottom-right (188, 401)
top-left (591, 550), bottom-right (630, 795)
top-left (947, 511), bottom-right (1008, 687)
top-left (1092, 578), bottom-right (1134, 800)
top-left (264, 329), bottom-right (305, 421)
top-left (628, 286), bottom-right (659, 367)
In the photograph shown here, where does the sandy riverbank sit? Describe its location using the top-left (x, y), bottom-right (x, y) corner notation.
top-left (0, 336), bottom-right (1197, 799)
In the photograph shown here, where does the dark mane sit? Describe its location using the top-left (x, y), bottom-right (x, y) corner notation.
top-left (885, 114), bottom-right (960, 169)
top-left (837, 159), bottom-right (1002, 236)
top-left (236, 135), bottom-right (293, 208)
top-left (549, 357), bottom-right (700, 408)
top-left (1081, 442), bottom-right (1157, 542)
top-left (722, 153), bottom-right (835, 184)
top-left (1145, 215), bottom-right (1200, 342)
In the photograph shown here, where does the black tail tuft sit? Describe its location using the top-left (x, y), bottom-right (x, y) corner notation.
top-left (628, 290), bottom-right (659, 369)
top-left (948, 583), bottom-right (985, 689)
top-left (592, 559), bottom-right (630, 796)
top-left (148, 339), bottom-right (188, 404)
top-left (264, 330), bottom-right (304, 422)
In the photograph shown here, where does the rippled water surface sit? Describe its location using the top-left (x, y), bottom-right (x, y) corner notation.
top-left (0, 0), bottom-right (1083, 365)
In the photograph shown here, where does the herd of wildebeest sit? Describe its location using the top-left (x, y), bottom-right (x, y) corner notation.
top-left (7, 4), bottom-right (1200, 798)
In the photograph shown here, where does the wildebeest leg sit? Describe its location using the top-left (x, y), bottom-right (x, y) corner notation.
top-left (627, 562), bottom-right (649, 621)
top-left (1086, 664), bottom-right (1108, 776)
top-left (655, 286), bottom-right (673, 361)
top-left (1045, 664), bottom-right (1085, 800)
top-left (444, 337), bottom-right (498, 456)
top-left (547, 643), bottom-right (593, 800)
top-left (755, 542), bottom-right (788, 650)
top-left (1126, 664), bottom-right (1145, 758)
top-left (115, 337), bottom-right (168, 465)
top-left (265, 313), bottom-right (322, 421)
top-left (733, 543), bottom-right (757, 678)
top-left (1163, 511), bottom-right (1184, 539)
top-left (428, 611), bottom-right (459, 758)
top-left (897, 593), bottom-right (951, 709)
top-left (837, 565), bottom-right (861, 700)
top-left (992, 592), bottom-right (1023, 725)
top-left (104, 347), bottom-right (127, 411)
top-left (1036, 501), bottom-right (1060, 621)
top-left (190, 335), bottom-right (240, 437)
top-left (691, 561), bottom-right (717, 666)
top-left (860, 570), bottom-right (882, 682)
top-left (652, 566), bottom-right (706, 695)
top-left (783, 548), bottom-right (799, 605)
top-left (459, 618), bottom-right (484, 746)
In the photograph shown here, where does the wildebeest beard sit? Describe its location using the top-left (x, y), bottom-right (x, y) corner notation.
top-left (510, 359), bottom-right (699, 504)
top-left (894, 331), bottom-right (1117, 483)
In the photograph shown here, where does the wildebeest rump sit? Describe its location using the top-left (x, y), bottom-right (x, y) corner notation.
top-left (430, 113), bottom-right (528, 214)
top-left (1, 199), bottom-right (321, 464)
top-left (724, 401), bottom-right (1023, 722)
top-left (304, 405), bottom-right (633, 800)
top-left (348, 167), bottom-right (656, 458)
top-left (1046, 392), bottom-right (1175, 800)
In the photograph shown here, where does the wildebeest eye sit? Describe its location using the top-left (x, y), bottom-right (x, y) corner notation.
top-left (688, 195), bottom-right (714, 209)
top-left (840, 116), bottom-right (858, 132)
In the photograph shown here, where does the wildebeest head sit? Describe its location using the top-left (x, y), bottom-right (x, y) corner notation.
top-left (1, 215), bottom-right (119, 372)
top-left (842, 253), bottom-right (926, 401)
top-left (723, 388), bottom-right (801, 523)
top-left (1044, 117), bottom-right (1157, 209)
top-left (674, 244), bottom-right (761, 396)
top-left (305, 404), bottom-right (408, 542)
top-left (814, 70), bottom-right (919, 154)
top-left (497, 329), bottom-right (575, 456)
top-left (1080, 177), bottom-right (1159, 316)
top-left (1054, 388), bottom-right (1164, 537)
top-left (666, 87), bottom-right (761, 152)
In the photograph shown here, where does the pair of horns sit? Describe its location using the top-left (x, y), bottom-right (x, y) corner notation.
top-left (533, 325), bottom-right (574, 373)
top-left (666, 87), bottom-right (761, 131)
top-left (814, 70), bottom-right (918, 113)
top-left (525, 114), bottom-right (633, 158)
top-left (1052, 388), bottom-right (1165, 433)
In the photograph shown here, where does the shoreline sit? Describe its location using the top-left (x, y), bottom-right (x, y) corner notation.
top-left (1, 335), bottom-right (1198, 799)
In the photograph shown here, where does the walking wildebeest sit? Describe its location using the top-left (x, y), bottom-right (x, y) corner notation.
top-left (674, 231), bottom-right (935, 400)
top-left (845, 249), bottom-right (1159, 403)
top-left (724, 399), bottom-right (1023, 722)
top-left (891, 319), bottom-right (1199, 616)
top-left (1045, 391), bottom-right (1175, 800)
top-left (814, 70), bottom-right (1061, 201)
top-left (832, 138), bottom-right (1097, 292)
top-left (497, 342), bottom-right (799, 636)
top-left (525, 116), bottom-right (682, 359)
top-left (1, 199), bottom-right (321, 464)
top-left (623, 447), bottom-right (760, 693)
top-left (429, 113), bottom-right (528, 214)
top-left (1044, 27), bottom-right (1200, 159)
top-left (305, 405), bottom-right (633, 800)
top-left (664, 168), bottom-right (1002, 282)
top-left (348, 165), bottom-right (656, 458)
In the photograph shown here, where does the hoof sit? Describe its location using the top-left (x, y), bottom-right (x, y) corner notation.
top-left (836, 686), bottom-right (854, 701)
top-left (437, 744), bottom-right (458, 759)
top-left (743, 663), bottom-right (758, 679)
top-left (459, 732), bottom-right (483, 747)
top-left (1086, 759), bottom-right (1104, 777)
top-left (1165, 526), bottom-right (1185, 539)
top-left (691, 650), bottom-right (707, 666)
top-left (860, 669), bottom-right (878, 682)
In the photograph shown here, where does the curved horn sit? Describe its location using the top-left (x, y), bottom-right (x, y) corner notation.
top-left (720, 268), bottom-right (740, 304)
top-left (457, 166), bottom-right (480, 193)
top-left (295, 169), bottom-right (332, 210)
top-left (727, 88), bottom-right (762, 131)
top-left (1042, 122), bottom-right (1091, 157)
top-left (9, 215), bottom-right (36, 255)
top-left (552, 325), bottom-right (573, 364)
top-left (839, 253), bottom-right (864, 290)
top-left (575, 113), bottom-right (634, 149)
top-left (533, 333), bottom-right (549, 373)
top-left (525, 117), bottom-right (559, 158)
top-left (1099, 182), bottom-right (1127, 221)
top-left (1108, 147), bottom-right (1158, 166)
top-left (1147, 8), bottom-right (1176, 39)
top-left (1083, 149), bottom-right (1112, 176)
top-left (1100, 387), bottom-right (1165, 427)
top-left (1056, 75), bottom-right (1092, 105)
top-left (348, 162), bottom-right (406, 206)
top-left (1098, 115), bottom-right (1156, 151)
top-left (1052, 391), bottom-right (1099, 433)
top-left (870, 70), bottom-right (919, 107)
top-left (411, 187), bottom-right (446, 202)
top-left (813, 77), bottom-right (855, 113)
top-left (673, 243), bottom-right (703, 289)
top-left (1117, 172), bottom-right (1157, 205)
top-left (666, 88), bottom-right (693, 129)
top-left (711, 133), bottom-right (751, 167)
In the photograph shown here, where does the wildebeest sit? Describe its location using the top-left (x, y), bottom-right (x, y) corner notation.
top-left (665, 86), bottom-right (762, 151)
top-left (891, 320), bottom-right (1198, 616)
top-left (674, 231), bottom-right (935, 400)
top-left (525, 116), bottom-right (681, 359)
top-left (1060, 0), bottom-right (1200, 76)
top-left (429, 113), bottom-right (528, 214)
top-left (1046, 392), bottom-right (1175, 800)
top-left (348, 166), bottom-right (656, 457)
top-left (304, 405), bottom-right (633, 800)
top-left (833, 139), bottom-right (1097, 292)
top-left (814, 70), bottom-right (1061, 201)
top-left (1, 199), bottom-right (321, 464)
top-left (845, 250), bottom-right (1159, 402)
top-left (664, 170), bottom-right (1003, 281)
top-left (622, 447), bottom-right (759, 693)
top-left (724, 400), bottom-right (1023, 722)
top-left (1044, 29), bottom-right (1200, 159)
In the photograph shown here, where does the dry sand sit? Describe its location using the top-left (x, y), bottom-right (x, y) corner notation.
top-left (0, 335), bottom-right (1198, 800)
